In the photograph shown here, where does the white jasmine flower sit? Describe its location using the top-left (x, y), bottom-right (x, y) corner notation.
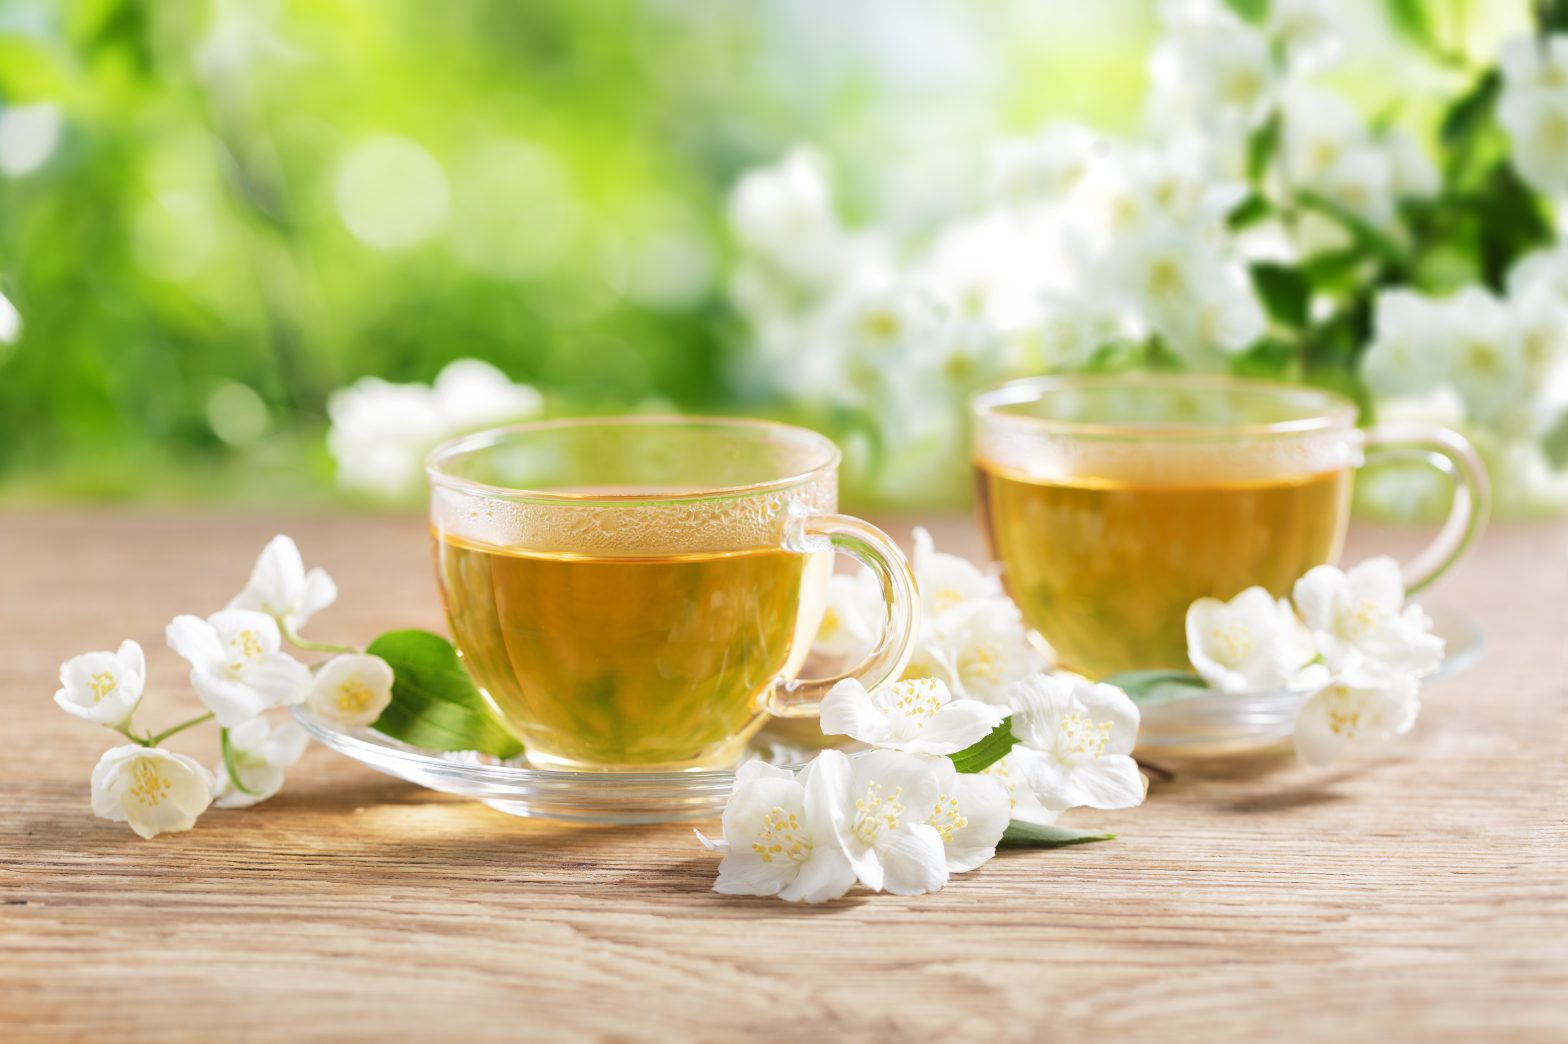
top-left (1007, 674), bottom-right (1146, 814)
top-left (700, 758), bottom-right (855, 903)
top-left (912, 525), bottom-right (999, 618)
top-left (1362, 289), bottom-right (1446, 398)
top-left (1498, 34), bottom-right (1568, 198)
top-left (307, 653), bottom-right (394, 728)
top-left (431, 358), bottom-right (544, 429)
top-left (1294, 675), bottom-right (1420, 766)
top-left (987, 123), bottom-right (1100, 206)
top-left (1508, 244), bottom-right (1568, 304)
top-left (1269, 0), bottom-right (1342, 73)
top-left (922, 755), bottom-right (1011, 873)
top-left (54, 639), bottom-right (146, 727)
top-left (1292, 558), bottom-right (1444, 681)
top-left (166, 610), bottom-right (312, 728)
top-left (810, 748), bottom-right (949, 896)
top-left (1150, 2), bottom-right (1277, 135)
top-left (980, 750), bottom-right (1061, 827)
top-left (1282, 85), bottom-right (1366, 187)
top-left (91, 744), bottom-right (215, 839)
top-left (327, 374), bottom-right (447, 494)
top-left (924, 599), bottom-right (1049, 706)
top-left (811, 571), bottom-right (881, 660)
top-left (1122, 228), bottom-right (1264, 363)
top-left (327, 359), bottom-right (541, 496)
top-left (1317, 145), bottom-right (1397, 229)
top-left (820, 676), bottom-right (1003, 755)
top-left (727, 147), bottom-right (846, 289)
top-left (228, 534), bottom-right (337, 632)
top-left (212, 717), bottom-right (311, 809)
top-left (1438, 287), bottom-right (1520, 433)
top-left (1186, 587), bottom-right (1322, 694)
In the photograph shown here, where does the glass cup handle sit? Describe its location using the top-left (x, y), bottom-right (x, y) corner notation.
top-left (1359, 422), bottom-right (1492, 593)
top-left (767, 513), bottom-right (920, 718)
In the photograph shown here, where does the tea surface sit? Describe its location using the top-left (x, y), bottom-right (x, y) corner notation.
top-left (436, 534), bottom-right (809, 770)
top-left (976, 463), bottom-right (1351, 677)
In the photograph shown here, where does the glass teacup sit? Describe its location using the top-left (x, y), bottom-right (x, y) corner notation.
top-left (972, 374), bottom-right (1489, 679)
top-left (427, 417), bottom-right (917, 771)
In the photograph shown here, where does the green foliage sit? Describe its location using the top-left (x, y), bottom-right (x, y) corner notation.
top-left (998, 821), bottom-right (1115, 848)
top-left (1251, 263), bottom-right (1312, 328)
top-left (949, 717), bottom-right (1017, 774)
top-left (1246, 112), bottom-right (1282, 186)
top-left (365, 629), bottom-right (523, 757)
top-left (1382, 0), bottom-right (1442, 55)
top-left (1539, 1), bottom-right (1568, 32)
top-left (1101, 670), bottom-right (1211, 706)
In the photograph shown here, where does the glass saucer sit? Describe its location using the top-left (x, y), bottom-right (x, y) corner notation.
top-left (1135, 603), bottom-right (1480, 755)
top-left (290, 707), bottom-right (851, 825)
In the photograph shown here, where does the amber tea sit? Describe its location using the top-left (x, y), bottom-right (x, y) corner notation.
top-left (437, 533), bottom-right (822, 770)
top-left (977, 462), bottom-right (1351, 677)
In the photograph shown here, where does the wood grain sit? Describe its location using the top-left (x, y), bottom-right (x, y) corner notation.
top-left (1, 509), bottom-right (1564, 1042)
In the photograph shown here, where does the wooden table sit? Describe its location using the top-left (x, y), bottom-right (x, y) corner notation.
top-left (2, 510), bottom-right (1564, 1042)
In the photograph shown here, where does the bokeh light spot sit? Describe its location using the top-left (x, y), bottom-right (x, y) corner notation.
top-left (207, 381), bottom-right (271, 445)
top-left (336, 135), bottom-right (451, 250)
top-left (0, 103), bottom-right (62, 177)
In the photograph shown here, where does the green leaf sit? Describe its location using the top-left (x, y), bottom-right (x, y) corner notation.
top-left (1251, 262), bottom-right (1311, 328)
top-left (998, 820), bottom-right (1115, 848)
top-left (1382, 0), bottom-right (1440, 54)
top-left (1473, 160), bottom-right (1555, 287)
top-left (1538, 1), bottom-right (1568, 33)
top-left (1222, 0), bottom-right (1269, 24)
top-left (1246, 111), bottom-right (1281, 185)
top-left (1227, 192), bottom-right (1272, 231)
top-left (365, 629), bottom-right (524, 758)
top-left (949, 716), bottom-right (1016, 774)
top-left (1543, 411), bottom-right (1568, 470)
top-left (1296, 190), bottom-right (1407, 269)
top-left (1102, 669), bottom-right (1212, 707)
top-left (1440, 70), bottom-right (1500, 149)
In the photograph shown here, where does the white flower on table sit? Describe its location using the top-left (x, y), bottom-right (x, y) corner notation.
top-left (1292, 557), bottom-right (1444, 681)
top-left (1294, 675), bottom-right (1421, 766)
top-left (1498, 34), bottom-right (1568, 198)
top-left (820, 676), bottom-right (1003, 755)
top-left (698, 758), bottom-right (855, 903)
top-left (922, 755), bottom-right (1011, 874)
top-left (924, 599), bottom-right (1048, 706)
top-left (91, 744), bottom-right (215, 839)
top-left (1186, 587), bottom-right (1323, 694)
top-left (54, 639), bottom-right (145, 727)
top-left (166, 610), bottom-right (312, 728)
top-left (1006, 674), bottom-right (1146, 814)
top-left (307, 653), bottom-right (394, 728)
top-left (810, 748), bottom-right (949, 896)
top-left (213, 717), bottom-right (310, 809)
top-left (980, 750), bottom-right (1062, 828)
top-left (228, 534), bottom-right (338, 633)
top-left (912, 526), bottom-right (999, 618)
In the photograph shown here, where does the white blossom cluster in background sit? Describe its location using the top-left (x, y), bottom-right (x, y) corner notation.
top-left (55, 536), bottom-right (394, 838)
top-left (1186, 556), bottom-right (1444, 765)
top-left (702, 530), bottom-right (1146, 903)
top-left (327, 358), bottom-right (543, 497)
top-left (724, 1), bottom-right (1568, 510)
top-left (1361, 249), bottom-right (1568, 518)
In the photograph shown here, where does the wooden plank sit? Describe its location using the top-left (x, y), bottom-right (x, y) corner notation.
top-left (1, 510), bottom-right (1564, 1041)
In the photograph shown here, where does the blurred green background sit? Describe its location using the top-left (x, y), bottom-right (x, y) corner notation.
top-left (0, 0), bottom-right (1529, 504)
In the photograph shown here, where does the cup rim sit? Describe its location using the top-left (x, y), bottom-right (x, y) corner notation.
top-left (426, 415), bottom-right (842, 503)
top-left (971, 373), bottom-right (1360, 440)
